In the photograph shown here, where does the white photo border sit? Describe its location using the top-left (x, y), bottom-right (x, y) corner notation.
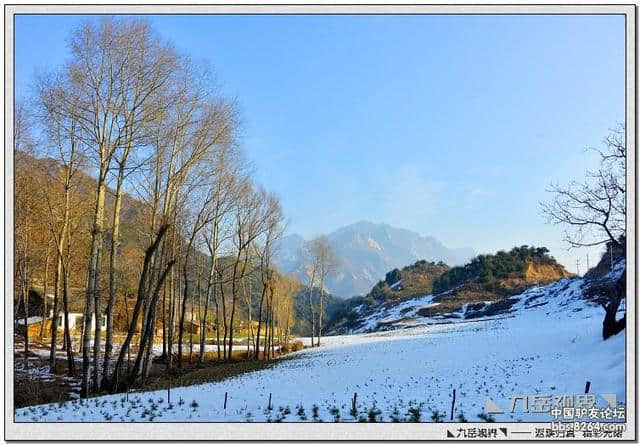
top-left (4, 3), bottom-right (636, 441)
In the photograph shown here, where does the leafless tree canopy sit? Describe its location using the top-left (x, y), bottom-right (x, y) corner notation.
top-left (541, 124), bottom-right (626, 249)
top-left (17, 17), bottom-right (297, 396)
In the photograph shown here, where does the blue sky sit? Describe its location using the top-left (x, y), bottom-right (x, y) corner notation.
top-left (15, 14), bottom-right (625, 271)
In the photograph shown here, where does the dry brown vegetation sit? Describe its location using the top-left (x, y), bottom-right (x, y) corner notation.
top-left (14, 17), bottom-right (304, 400)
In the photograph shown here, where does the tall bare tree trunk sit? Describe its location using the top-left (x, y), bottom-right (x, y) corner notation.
top-left (201, 218), bottom-right (219, 364)
top-left (167, 236), bottom-right (178, 368)
top-left (83, 173), bottom-right (107, 396)
top-left (178, 255), bottom-right (190, 368)
top-left (228, 247), bottom-right (252, 361)
top-left (102, 168), bottom-right (124, 385)
top-left (49, 253), bottom-right (61, 369)
top-left (190, 262), bottom-right (201, 364)
top-left (40, 247), bottom-right (50, 339)
top-left (61, 258), bottom-right (75, 377)
top-left (255, 279), bottom-right (267, 359)
top-left (162, 284), bottom-right (167, 359)
top-left (318, 279), bottom-right (324, 346)
top-left (50, 183), bottom-right (71, 369)
top-left (130, 260), bottom-right (175, 385)
top-left (200, 274), bottom-right (211, 364)
top-left (308, 288), bottom-right (315, 348)
top-left (242, 277), bottom-right (253, 357)
top-left (22, 233), bottom-right (30, 368)
top-left (219, 276), bottom-right (228, 360)
top-left (269, 288), bottom-right (275, 357)
top-left (214, 281), bottom-right (221, 360)
top-left (111, 224), bottom-right (169, 392)
top-left (263, 295), bottom-right (271, 360)
top-left (228, 254), bottom-right (241, 361)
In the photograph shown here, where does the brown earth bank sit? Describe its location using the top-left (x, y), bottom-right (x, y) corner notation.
top-left (435, 260), bottom-right (574, 307)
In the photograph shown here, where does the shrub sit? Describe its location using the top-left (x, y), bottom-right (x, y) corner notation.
top-left (433, 245), bottom-right (557, 294)
top-left (367, 406), bottom-right (382, 422)
top-left (390, 406), bottom-right (402, 422)
top-left (296, 405), bottom-right (307, 420)
top-left (407, 406), bottom-right (421, 422)
top-left (290, 340), bottom-right (304, 352)
top-left (385, 268), bottom-right (402, 286)
top-left (329, 406), bottom-right (341, 422)
top-left (478, 412), bottom-right (495, 422)
top-left (431, 409), bottom-right (445, 422)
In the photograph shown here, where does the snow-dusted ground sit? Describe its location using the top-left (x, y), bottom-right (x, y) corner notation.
top-left (352, 293), bottom-right (440, 333)
top-left (15, 266), bottom-right (626, 423)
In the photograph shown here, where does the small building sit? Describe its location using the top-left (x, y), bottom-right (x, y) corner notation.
top-left (51, 310), bottom-right (107, 334)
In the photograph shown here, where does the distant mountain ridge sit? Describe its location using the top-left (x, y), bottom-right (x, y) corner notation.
top-left (273, 221), bottom-right (475, 297)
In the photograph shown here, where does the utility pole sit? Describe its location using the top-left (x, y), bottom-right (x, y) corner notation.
top-left (576, 258), bottom-right (580, 277)
top-left (586, 254), bottom-right (589, 272)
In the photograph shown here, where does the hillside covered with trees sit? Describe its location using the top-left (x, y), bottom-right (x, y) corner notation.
top-left (13, 18), bottom-right (327, 401)
top-left (432, 245), bottom-right (571, 296)
top-left (325, 246), bottom-right (572, 333)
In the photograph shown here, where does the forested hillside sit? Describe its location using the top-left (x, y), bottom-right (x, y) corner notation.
top-left (325, 246), bottom-right (573, 334)
top-left (432, 246), bottom-right (571, 296)
top-left (13, 18), bottom-right (305, 401)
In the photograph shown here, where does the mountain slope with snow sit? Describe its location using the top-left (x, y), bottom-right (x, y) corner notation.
top-left (342, 259), bottom-right (624, 335)
top-left (16, 261), bottom-right (626, 424)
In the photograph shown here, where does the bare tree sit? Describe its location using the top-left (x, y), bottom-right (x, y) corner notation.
top-left (102, 22), bottom-right (179, 385)
top-left (301, 244), bottom-right (320, 347)
top-left (310, 236), bottom-right (337, 346)
top-left (14, 100), bottom-right (35, 154)
top-left (64, 19), bottom-right (133, 395)
top-left (35, 75), bottom-right (85, 376)
top-left (14, 100), bottom-right (40, 368)
top-left (254, 194), bottom-right (285, 359)
top-left (273, 274), bottom-right (301, 348)
top-left (17, 14), bottom-right (285, 397)
top-left (226, 184), bottom-right (275, 360)
top-left (201, 167), bottom-right (238, 363)
top-left (177, 189), bottom-right (214, 367)
top-left (110, 223), bottom-right (171, 390)
top-left (541, 125), bottom-right (626, 249)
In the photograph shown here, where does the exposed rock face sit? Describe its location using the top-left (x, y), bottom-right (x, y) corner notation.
top-left (497, 261), bottom-right (574, 295)
top-left (523, 261), bottom-right (573, 282)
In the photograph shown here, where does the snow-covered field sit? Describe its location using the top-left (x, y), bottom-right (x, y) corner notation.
top-left (15, 269), bottom-right (626, 423)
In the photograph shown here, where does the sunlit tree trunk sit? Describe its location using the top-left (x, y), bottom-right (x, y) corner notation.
top-left (40, 246), bottom-right (51, 340)
top-left (49, 253), bottom-right (61, 370)
top-left (84, 170), bottom-right (107, 394)
top-left (102, 165), bottom-right (124, 385)
top-left (111, 224), bottom-right (169, 391)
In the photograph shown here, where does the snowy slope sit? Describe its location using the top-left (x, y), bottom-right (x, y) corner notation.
top-left (15, 263), bottom-right (626, 423)
top-left (349, 259), bottom-right (626, 334)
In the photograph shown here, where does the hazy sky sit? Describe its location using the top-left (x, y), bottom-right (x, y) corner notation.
top-left (15, 14), bottom-right (625, 271)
